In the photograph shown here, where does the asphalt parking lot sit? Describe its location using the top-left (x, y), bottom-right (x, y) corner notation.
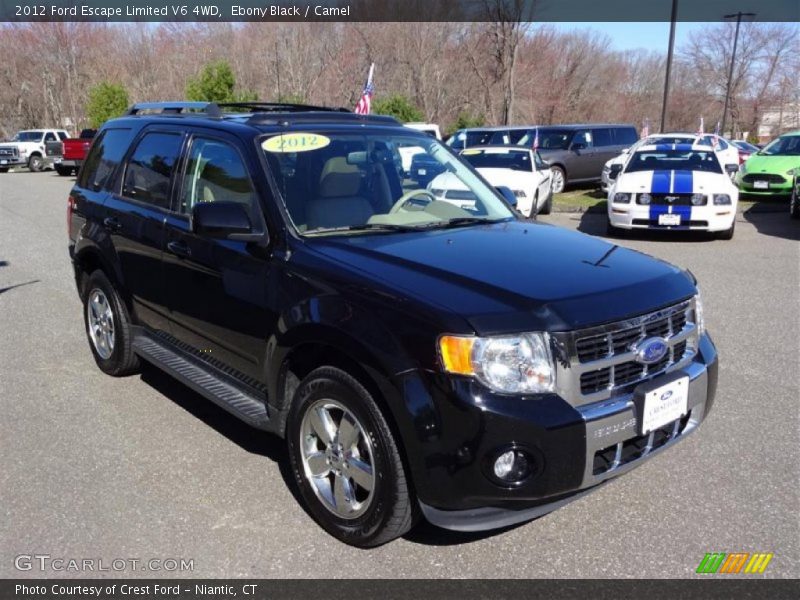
top-left (1, 171), bottom-right (798, 578)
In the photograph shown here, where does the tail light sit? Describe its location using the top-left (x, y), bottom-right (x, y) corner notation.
top-left (738, 152), bottom-right (749, 165)
top-left (67, 195), bottom-right (76, 238)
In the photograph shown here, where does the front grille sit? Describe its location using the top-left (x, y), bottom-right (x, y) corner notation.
top-left (632, 219), bottom-right (709, 228)
top-left (742, 174), bottom-right (786, 184)
top-left (0, 147), bottom-right (17, 157)
top-left (593, 413), bottom-right (691, 475)
top-left (554, 300), bottom-right (698, 403)
top-left (637, 194), bottom-right (706, 206)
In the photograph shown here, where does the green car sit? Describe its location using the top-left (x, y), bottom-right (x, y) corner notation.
top-left (736, 131), bottom-right (800, 195)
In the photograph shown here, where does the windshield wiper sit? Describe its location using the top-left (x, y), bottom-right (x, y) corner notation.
top-left (413, 217), bottom-right (510, 230)
top-left (305, 223), bottom-right (420, 235)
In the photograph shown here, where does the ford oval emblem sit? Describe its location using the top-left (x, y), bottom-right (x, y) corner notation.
top-left (660, 390), bottom-right (673, 401)
top-left (633, 337), bottom-right (669, 365)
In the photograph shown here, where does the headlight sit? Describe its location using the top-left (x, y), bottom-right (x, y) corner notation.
top-left (691, 194), bottom-right (706, 206)
top-left (439, 333), bottom-right (554, 394)
top-left (787, 168), bottom-right (796, 176)
top-left (694, 292), bottom-right (706, 337)
top-left (613, 192), bottom-right (631, 204)
top-left (512, 190), bottom-right (527, 198)
top-left (19, 148), bottom-right (27, 155)
top-left (713, 194), bottom-right (731, 205)
top-left (638, 193), bottom-right (652, 205)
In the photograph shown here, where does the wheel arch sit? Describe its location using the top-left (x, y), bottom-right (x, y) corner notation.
top-left (72, 244), bottom-right (132, 313)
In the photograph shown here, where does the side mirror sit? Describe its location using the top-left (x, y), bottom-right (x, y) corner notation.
top-left (725, 164), bottom-right (739, 175)
top-left (496, 186), bottom-right (517, 209)
top-left (192, 201), bottom-right (253, 239)
top-left (608, 164), bottom-right (623, 180)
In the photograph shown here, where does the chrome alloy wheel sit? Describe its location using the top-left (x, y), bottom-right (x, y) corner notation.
top-left (550, 167), bottom-right (565, 194)
top-left (86, 288), bottom-right (115, 360)
top-left (299, 399), bottom-right (375, 519)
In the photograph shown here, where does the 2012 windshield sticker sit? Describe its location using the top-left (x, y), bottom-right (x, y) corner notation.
top-left (262, 133), bottom-right (331, 153)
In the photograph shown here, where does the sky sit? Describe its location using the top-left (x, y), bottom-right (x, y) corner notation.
top-left (550, 22), bottom-right (708, 52)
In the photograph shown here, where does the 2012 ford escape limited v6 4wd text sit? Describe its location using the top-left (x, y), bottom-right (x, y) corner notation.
top-left (68, 102), bottom-right (718, 547)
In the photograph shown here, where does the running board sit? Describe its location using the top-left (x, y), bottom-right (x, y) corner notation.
top-left (133, 335), bottom-right (270, 430)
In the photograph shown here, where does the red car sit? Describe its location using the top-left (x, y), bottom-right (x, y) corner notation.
top-left (54, 129), bottom-right (96, 176)
top-left (731, 140), bottom-right (761, 165)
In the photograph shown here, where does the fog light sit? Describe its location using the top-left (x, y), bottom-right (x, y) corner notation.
top-left (638, 193), bottom-right (651, 205)
top-left (491, 448), bottom-right (533, 484)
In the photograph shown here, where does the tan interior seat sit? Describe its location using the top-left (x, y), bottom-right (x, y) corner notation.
top-left (306, 160), bottom-right (373, 229)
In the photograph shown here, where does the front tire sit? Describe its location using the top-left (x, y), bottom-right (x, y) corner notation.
top-left (716, 220), bottom-right (736, 240)
top-left (539, 191), bottom-right (553, 215)
top-left (27, 154), bottom-right (43, 172)
top-left (790, 179), bottom-right (800, 220)
top-left (82, 270), bottom-right (140, 376)
top-left (287, 366), bottom-right (416, 547)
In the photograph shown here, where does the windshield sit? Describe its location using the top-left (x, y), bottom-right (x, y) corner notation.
top-left (261, 131), bottom-right (515, 235)
top-left (518, 129), bottom-right (572, 150)
top-left (759, 135), bottom-right (800, 156)
top-left (13, 131), bottom-right (44, 142)
top-left (644, 136), bottom-right (696, 145)
top-left (461, 148), bottom-right (533, 171)
top-left (626, 149), bottom-right (722, 174)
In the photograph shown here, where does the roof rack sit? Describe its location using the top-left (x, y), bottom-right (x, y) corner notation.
top-left (218, 102), bottom-right (351, 114)
top-left (245, 112), bottom-right (400, 126)
top-left (125, 102), bottom-right (222, 117)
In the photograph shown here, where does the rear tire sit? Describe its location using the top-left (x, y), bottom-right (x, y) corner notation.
top-left (55, 165), bottom-right (73, 176)
top-left (27, 154), bottom-right (43, 172)
top-left (550, 166), bottom-right (566, 194)
top-left (0, 167), bottom-right (8, 173)
top-left (287, 366), bottom-right (416, 547)
top-left (82, 270), bottom-right (140, 376)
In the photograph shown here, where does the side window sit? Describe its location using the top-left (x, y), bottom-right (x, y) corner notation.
top-left (614, 127), bottom-right (639, 146)
top-left (508, 129), bottom-right (528, 144)
top-left (122, 132), bottom-right (183, 208)
top-left (180, 137), bottom-right (259, 226)
top-left (78, 128), bottom-right (135, 192)
top-left (573, 130), bottom-right (593, 148)
top-left (591, 128), bottom-right (613, 147)
top-left (44, 132), bottom-right (57, 143)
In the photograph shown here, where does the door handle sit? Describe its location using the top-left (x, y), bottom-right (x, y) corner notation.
top-left (167, 240), bottom-right (191, 258)
top-left (102, 217), bottom-right (121, 232)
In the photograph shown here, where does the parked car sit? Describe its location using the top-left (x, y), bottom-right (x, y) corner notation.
top-left (515, 124), bottom-right (639, 194)
top-left (50, 129), bottom-right (97, 176)
top-left (607, 143), bottom-right (738, 239)
top-left (730, 140), bottom-right (760, 165)
top-left (428, 146), bottom-right (553, 217)
top-left (0, 128), bottom-right (69, 172)
top-left (735, 131), bottom-right (800, 196)
top-left (404, 122), bottom-right (442, 140)
top-left (601, 133), bottom-right (740, 192)
top-left (68, 101), bottom-right (718, 547)
top-left (446, 126), bottom-right (528, 150)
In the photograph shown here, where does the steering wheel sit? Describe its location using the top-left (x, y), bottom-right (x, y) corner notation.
top-left (389, 189), bottom-right (438, 214)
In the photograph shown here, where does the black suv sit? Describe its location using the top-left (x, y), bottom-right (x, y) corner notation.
top-left (68, 102), bottom-right (718, 547)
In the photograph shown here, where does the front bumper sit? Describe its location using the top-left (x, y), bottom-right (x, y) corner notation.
top-left (0, 156), bottom-right (26, 167)
top-left (736, 181), bottom-right (792, 195)
top-left (397, 334), bottom-right (718, 531)
top-left (608, 204), bottom-right (735, 232)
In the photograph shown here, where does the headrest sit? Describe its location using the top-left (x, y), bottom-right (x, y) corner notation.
top-left (320, 156), bottom-right (359, 181)
top-left (319, 171), bottom-right (361, 198)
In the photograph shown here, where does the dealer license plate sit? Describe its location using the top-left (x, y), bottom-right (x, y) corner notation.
top-left (641, 377), bottom-right (688, 434)
top-left (658, 213), bottom-right (681, 226)
top-left (753, 180), bottom-right (769, 189)
top-left (0, 160), bottom-right (7, 165)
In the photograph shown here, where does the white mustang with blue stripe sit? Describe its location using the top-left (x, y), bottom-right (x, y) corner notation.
top-left (607, 143), bottom-right (738, 239)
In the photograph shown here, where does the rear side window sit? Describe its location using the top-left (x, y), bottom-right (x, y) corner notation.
top-left (58, 131), bottom-right (69, 141)
top-left (122, 132), bottom-right (183, 209)
top-left (78, 128), bottom-right (134, 192)
top-left (614, 127), bottom-right (639, 146)
top-left (591, 128), bottom-right (613, 147)
top-left (44, 132), bottom-right (57, 143)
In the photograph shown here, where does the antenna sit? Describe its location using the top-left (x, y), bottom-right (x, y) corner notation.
top-left (274, 39), bottom-right (282, 103)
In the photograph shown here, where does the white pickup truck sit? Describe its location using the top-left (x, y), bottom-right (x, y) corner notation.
top-left (0, 129), bottom-right (70, 172)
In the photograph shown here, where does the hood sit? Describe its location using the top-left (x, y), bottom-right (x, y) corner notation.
top-left (743, 154), bottom-right (800, 176)
top-left (304, 221), bottom-right (695, 335)
top-left (474, 167), bottom-right (536, 190)
top-left (616, 169), bottom-right (732, 194)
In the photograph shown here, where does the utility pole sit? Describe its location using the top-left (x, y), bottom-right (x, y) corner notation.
top-left (721, 11), bottom-right (755, 136)
top-left (660, 0), bottom-right (678, 132)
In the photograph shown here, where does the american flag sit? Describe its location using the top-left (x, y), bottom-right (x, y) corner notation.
top-left (641, 118), bottom-right (650, 139)
top-left (354, 63), bottom-right (375, 115)
top-left (532, 127), bottom-right (539, 151)
top-left (697, 116), bottom-right (705, 136)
